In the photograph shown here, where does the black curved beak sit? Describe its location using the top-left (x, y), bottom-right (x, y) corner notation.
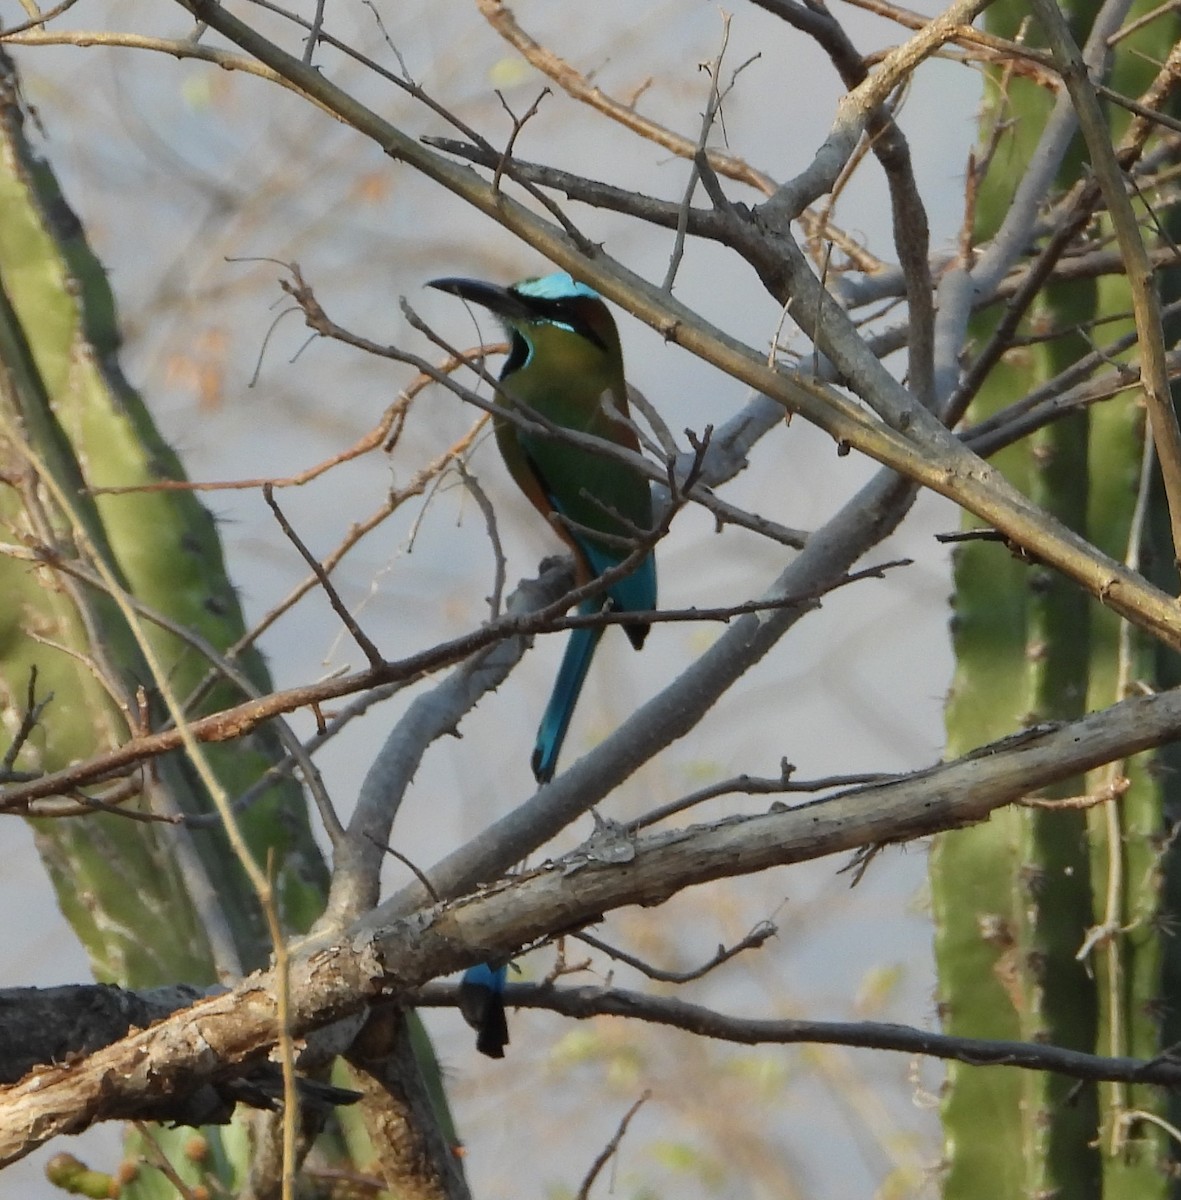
top-left (427, 277), bottom-right (533, 321)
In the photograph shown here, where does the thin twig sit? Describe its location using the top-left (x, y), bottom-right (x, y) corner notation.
top-left (493, 87), bottom-right (550, 195)
top-left (663, 15), bottom-right (731, 291)
top-left (0, 0), bottom-right (81, 37)
top-left (1, 667), bottom-right (52, 778)
top-left (130, 1123), bottom-right (203, 1200)
top-left (475, 0), bottom-right (776, 195)
top-left (262, 483), bottom-right (385, 669)
top-left (574, 1093), bottom-right (650, 1200)
top-left (574, 921), bottom-right (777, 983)
top-left (628, 765), bottom-right (903, 831)
top-left (366, 835), bottom-right (441, 903)
top-left (303, 0), bottom-right (325, 63)
top-left (456, 459), bottom-right (508, 618)
top-left (0, 537), bottom-right (348, 843)
top-left (0, 555), bottom-right (910, 813)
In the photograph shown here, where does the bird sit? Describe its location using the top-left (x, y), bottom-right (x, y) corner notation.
top-left (428, 271), bottom-right (657, 784)
top-left (431, 271), bottom-right (657, 1058)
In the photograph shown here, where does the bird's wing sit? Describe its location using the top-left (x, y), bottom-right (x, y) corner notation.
top-left (498, 387), bottom-right (656, 614)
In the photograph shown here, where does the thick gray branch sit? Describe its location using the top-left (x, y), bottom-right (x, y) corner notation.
top-left (6, 677), bottom-right (1181, 1162)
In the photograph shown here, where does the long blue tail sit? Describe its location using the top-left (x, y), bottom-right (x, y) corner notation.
top-left (458, 963), bottom-right (509, 1058)
top-left (532, 603), bottom-right (604, 783)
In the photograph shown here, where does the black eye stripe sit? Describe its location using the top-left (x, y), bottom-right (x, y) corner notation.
top-left (502, 331), bottom-right (530, 377)
top-left (516, 296), bottom-right (607, 351)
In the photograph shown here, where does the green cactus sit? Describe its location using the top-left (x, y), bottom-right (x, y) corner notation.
top-left (932, 2), bottom-right (1181, 1195)
top-left (0, 49), bottom-right (343, 1197)
top-left (0, 80), bottom-right (329, 981)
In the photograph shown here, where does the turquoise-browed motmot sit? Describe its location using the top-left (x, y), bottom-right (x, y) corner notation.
top-left (429, 272), bottom-right (657, 784)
